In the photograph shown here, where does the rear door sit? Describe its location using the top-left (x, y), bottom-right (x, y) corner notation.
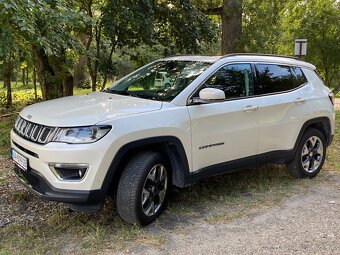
top-left (254, 64), bottom-right (309, 154)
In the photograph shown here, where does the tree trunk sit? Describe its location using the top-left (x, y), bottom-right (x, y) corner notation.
top-left (221, 0), bottom-right (243, 54)
top-left (3, 59), bottom-right (13, 107)
top-left (32, 45), bottom-right (63, 100)
top-left (33, 67), bottom-right (37, 99)
top-left (26, 66), bottom-right (29, 86)
top-left (22, 68), bottom-right (25, 86)
top-left (74, 55), bottom-right (88, 88)
top-left (63, 73), bottom-right (74, 96)
top-left (89, 21), bottom-right (102, 92)
top-left (101, 43), bottom-right (116, 90)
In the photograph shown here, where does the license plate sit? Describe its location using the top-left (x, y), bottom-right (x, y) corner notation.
top-left (11, 148), bottom-right (28, 171)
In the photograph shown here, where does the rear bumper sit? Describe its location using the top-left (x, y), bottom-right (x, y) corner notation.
top-left (14, 166), bottom-right (104, 211)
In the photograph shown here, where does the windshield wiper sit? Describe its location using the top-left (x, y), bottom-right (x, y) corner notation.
top-left (104, 89), bottom-right (139, 98)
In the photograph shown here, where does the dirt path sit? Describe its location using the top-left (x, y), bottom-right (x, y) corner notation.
top-left (117, 175), bottom-right (340, 255)
top-left (335, 98), bottom-right (340, 110)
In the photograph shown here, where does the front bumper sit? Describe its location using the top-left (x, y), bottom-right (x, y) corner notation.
top-left (14, 165), bottom-right (104, 211)
top-left (10, 129), bottom-right (114, 191)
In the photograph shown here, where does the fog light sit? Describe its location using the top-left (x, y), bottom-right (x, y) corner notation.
top-left (49, 163), bottom-right (88, 181)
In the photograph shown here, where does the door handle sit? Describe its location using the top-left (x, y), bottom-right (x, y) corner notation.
top-left (242, 105), bottom-right (259, 112)
top-left (294, 98), bottom-right (306, 104)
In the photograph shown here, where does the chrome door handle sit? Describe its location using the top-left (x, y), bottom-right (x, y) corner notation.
top-left (294, 98), bottom-right (306, 104)
top-left (242, 105), bottom-right (259, 112)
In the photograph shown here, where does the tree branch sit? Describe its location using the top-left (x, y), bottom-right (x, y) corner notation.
top-left (201, 6), bottom-right (223, 16)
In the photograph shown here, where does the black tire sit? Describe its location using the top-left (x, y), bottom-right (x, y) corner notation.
top-left (286, 128), bottom-right (326, 178)
top-left (117, 151), bottom-right (170, 226)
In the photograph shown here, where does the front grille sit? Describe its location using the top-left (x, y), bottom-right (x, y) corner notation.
top-left (12, 141), bottom-right (39, 158)
top-left (14, 116), bottom-right (56, 144)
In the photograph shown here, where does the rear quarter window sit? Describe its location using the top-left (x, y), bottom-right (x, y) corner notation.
top-left (292, 67), bottom-right (308, 86)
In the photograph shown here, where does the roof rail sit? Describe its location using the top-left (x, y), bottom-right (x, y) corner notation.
top-left (221, 53), bottom-right (302, 61)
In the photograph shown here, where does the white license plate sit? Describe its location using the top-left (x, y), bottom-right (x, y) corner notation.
top-left (11, 149), bottom-right (28, 171)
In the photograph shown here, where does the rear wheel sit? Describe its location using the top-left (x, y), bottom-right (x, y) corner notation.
top-left (286, 128), bottom-right (326, 178)
top-left (117, 151), bottom-right (169, 225)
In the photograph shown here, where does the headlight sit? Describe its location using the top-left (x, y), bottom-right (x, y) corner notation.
top-left (51, 125), bottom-right (111, 144)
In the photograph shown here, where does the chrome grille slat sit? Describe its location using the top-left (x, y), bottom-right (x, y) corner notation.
top-left (14, 117), bottom-right (55, 144)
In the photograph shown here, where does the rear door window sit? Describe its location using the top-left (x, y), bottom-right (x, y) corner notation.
top-left (254, 64), bottom-right (298, 95)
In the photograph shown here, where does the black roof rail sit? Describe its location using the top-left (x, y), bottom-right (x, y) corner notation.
top-left (221, 53), bottom-right (302, 61)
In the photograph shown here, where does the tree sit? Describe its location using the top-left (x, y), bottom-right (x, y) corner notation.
top-left (0, 1), bottom-right (19, 106)
top-left (240, 0), bottom-right (288, 53)
top-left (196, 0), bottom-right (242, 54)
top-left (1, 0), bottom-right (88, 100)
top-left (83, 0), bottom-right (217, 91)
top-left (281, 0), bottom-right (340, 88)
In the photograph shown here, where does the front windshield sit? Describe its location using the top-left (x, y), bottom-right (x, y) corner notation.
top-left (103, 60), bottom-right (211, 101)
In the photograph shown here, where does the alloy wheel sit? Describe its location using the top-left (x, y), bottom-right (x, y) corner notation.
top-left (141, 164), bottom-right (168, 217)
top-left (301, 136), bottom-right (324, 173)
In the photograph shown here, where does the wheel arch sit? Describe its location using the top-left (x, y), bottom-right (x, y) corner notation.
top-left (101, 136), bottom-right (190, 197)
top-left (294, 117), bottom-right (332, 151)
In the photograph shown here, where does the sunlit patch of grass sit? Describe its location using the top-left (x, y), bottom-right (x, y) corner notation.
top-left (0, 115), bottom-right (16, 157)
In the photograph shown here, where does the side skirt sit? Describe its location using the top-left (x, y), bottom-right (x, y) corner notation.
top-left (187, 150), bottom-right (295, 186)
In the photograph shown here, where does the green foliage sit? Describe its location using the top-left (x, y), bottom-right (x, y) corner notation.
top-left (0, 0), bottom-right (88, 56)
top-left (101, 0), bottom-right (217, 54)
top-left (281, 0), bottom-right (340, 86)
top-left (1, 0), bottom-right (340, 99)
top-left (154, 0), bottom-right (218, 53)
top-left (236, 0), bottom-right (340, 87)
top-left (240, 0), bottom-right (288, 53)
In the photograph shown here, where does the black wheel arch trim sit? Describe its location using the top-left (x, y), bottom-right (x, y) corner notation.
top-left (100, 136), bottom-right (191, 197)
top-left (294, 117), bottom-right (333, 149)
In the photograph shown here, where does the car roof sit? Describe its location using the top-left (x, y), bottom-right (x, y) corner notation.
top-left (163, 55), bottom-right (221, 63)
top-left (163, 54), bottom-right (316, 69)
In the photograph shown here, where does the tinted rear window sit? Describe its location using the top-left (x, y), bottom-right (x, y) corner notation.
top-left (255, 64), bottom-right (301, 95)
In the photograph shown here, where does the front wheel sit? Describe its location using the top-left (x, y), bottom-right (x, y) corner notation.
top-left (286, 128), bottom-right (326, 178)
top-left (117, 151), bottom-right (169, 225)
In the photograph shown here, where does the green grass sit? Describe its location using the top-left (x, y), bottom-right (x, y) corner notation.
top-left (0, 89), bottom-right (339, 254)
top-left (324, 111), bottom-right (340, 170)
top-left (0, 115), bottom-right (16, 157)
top-left (0, 81), bottom-right (94, 110)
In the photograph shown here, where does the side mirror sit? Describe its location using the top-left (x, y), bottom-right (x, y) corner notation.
top-left (199, 88), bottom-right (226, 101)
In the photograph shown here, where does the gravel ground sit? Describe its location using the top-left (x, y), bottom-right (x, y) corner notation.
top-left (0, 155), bottom-right (64, 228)
top-left (118, 175), bottom-right (340, 255)
top-left (1, 155), bottom-right (339, 254)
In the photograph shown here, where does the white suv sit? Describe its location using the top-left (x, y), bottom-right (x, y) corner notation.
top-left (10, 54), bottom-right (335, 225)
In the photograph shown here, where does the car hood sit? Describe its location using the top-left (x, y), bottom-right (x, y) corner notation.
top-left (19, 92), bottom-right (163, 127)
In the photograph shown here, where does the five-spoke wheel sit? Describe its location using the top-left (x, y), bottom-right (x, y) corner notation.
top-left (117, 151), bottom-right (170, 225)
top-left (287, 128), bottom-right (326, 178)
top-left (142, 164), bottom-right (168, 217)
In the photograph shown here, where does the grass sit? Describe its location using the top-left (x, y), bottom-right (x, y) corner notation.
top-left (0, 92), bottom-right (339, 254)
top-left (0, 81), bottom-right (93, 109)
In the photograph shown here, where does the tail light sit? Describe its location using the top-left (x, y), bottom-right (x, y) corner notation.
top-left (328, 92), bottom-right (334, 105)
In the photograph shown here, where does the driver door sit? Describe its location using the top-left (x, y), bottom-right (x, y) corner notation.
top-left (188, 63), bottom-right (261, 172)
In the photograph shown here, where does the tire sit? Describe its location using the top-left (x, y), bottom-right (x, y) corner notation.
top-left (286, 128), bottom-right (326, 178)
top-left (117, 151), bottom-right (170, 225)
